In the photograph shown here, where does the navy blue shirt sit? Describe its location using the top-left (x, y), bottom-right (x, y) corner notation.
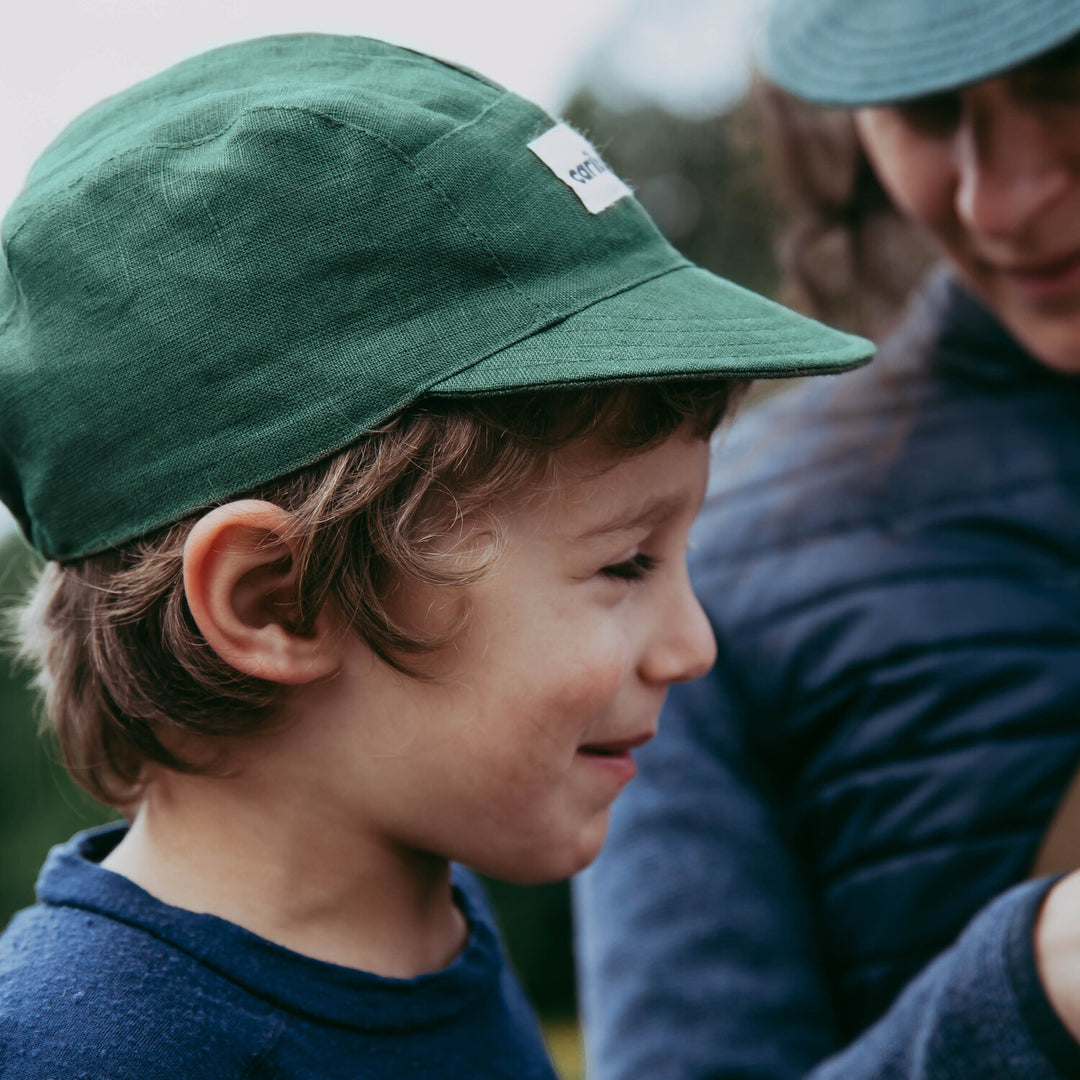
top-left (576, 270), bottom-right (1080, 1079)
top-left (0, 824), bottom-right (557, 1079)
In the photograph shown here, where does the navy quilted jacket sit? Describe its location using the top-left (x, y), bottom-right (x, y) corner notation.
top-left (576, 270), bottom-right (1080, 1080)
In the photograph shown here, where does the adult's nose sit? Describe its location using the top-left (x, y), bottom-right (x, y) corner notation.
top-left (954, 88), bottom-right (1072, 241)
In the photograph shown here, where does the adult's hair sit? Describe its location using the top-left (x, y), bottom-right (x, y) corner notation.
top-left (754, 78), bottom-right (936, 340)
top-left (18, 380), bottom-right (739, 807)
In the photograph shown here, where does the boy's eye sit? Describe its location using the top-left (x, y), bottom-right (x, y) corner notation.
top-left (600, 553), bottom-right (659, 582)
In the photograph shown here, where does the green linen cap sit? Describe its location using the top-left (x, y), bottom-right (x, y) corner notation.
top-left (0, 34), bottom-right (872, 562)
top-left (763, 0), bottom-right (1080, 106)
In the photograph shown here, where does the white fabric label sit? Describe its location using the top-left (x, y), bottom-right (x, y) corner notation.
top-left (527, 123), bottom-right (631, 214)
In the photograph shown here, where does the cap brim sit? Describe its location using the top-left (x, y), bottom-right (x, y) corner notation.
top-left (428, 265), bottom-right (872, 396)
top-left (762, 1), bottom-right (1080, 106)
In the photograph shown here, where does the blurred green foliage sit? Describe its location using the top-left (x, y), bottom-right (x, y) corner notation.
top-left (0, 533), bottom-right (114, 929)
top-left (481, 877), bottom-right (577, 1016)
top-left (543, 1016), bottom-right (584, 1080)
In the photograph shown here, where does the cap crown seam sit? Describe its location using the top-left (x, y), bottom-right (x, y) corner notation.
top-left (3, 102), bottom-right (554, 330)
top-left (419, 92), bottom-right (513, 155)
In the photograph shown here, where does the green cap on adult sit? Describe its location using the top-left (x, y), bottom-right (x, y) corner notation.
top-left (762, 0), bottom-right (1080, 106)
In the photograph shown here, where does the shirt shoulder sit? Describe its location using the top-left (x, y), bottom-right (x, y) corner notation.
top-left (0, 902), bottom-right (282, 1080)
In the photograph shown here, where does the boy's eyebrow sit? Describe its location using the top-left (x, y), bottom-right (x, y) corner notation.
top-left (576, 494), bottom-right (688, 539)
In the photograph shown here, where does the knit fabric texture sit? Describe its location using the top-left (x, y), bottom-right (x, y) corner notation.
top-left (0, 825), bottom-right (558, 1080)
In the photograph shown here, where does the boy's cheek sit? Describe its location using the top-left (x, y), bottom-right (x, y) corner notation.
top-left (534, 629), bottom-right (631, 707)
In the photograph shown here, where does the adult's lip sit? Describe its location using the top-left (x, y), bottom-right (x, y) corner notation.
top-left (995, 249), bottom-right (1080, 279)
top-left (984, 246), bottom-right (1080, 303)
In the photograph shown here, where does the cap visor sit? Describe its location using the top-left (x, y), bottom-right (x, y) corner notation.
top-left (763, 2), bottom-right (1080, 106)
top-left (428, 265), bottom-right (872, 395)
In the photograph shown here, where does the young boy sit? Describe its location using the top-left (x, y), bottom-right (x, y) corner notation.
top-left (0, 33), bottom-right (870, 1079)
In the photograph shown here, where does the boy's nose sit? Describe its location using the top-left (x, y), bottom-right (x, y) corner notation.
top-left (640, 580), bottom-right (717, 686)
top-left (953, 90), bottom-right (1072, 240)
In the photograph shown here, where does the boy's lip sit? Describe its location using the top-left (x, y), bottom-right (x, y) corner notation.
top-left (576, 732), bottom-right (654, 756)
top-left (576, 734), bottom-right (652, 785)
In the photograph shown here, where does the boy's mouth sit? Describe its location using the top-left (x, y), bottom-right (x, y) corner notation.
top-left (577, 733), bottom-right (653, 757)
top-left (576, 734), bottom-right (651, 785)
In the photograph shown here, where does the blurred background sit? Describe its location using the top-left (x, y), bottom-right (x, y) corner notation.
top-left (0, 1), bottom-right (797, 1076)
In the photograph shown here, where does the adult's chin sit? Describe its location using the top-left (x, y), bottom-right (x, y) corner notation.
top-left (998, 302), bottom-right (1080, 376)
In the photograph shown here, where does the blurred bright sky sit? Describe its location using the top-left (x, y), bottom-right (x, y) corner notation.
top-left (1, 0), bottom-right (621, 211)
top-left (591, 0), bottom-right (769, 117)
top-left (0, 0), bottom-right (766, 539)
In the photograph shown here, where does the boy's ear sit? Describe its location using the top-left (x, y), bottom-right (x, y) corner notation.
top-left (183, 500), bottom-right (341, 684)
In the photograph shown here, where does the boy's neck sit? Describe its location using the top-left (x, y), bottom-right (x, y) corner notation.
top-left (101, 777), bottom-right (468, 980)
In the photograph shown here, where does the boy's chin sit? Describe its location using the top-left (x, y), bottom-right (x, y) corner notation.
top-left (471, 819), bottom-right (610, 886)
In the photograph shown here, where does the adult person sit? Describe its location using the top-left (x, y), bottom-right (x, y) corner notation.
top-left (576, 2), bottom-right (1080, 1078)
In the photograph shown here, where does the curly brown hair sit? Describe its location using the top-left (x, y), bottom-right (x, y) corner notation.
top-left (17, 380), bottom-right (740, 807)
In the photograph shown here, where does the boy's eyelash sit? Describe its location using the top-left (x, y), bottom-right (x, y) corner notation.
top-left (601, 553), bottom-right (660, 582)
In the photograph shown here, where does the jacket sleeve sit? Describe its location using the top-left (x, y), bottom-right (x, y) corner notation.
top-left (573, 657), bottom-right (1080, 1080)
top-left (809, 874), bottom-right (1080, 1080)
